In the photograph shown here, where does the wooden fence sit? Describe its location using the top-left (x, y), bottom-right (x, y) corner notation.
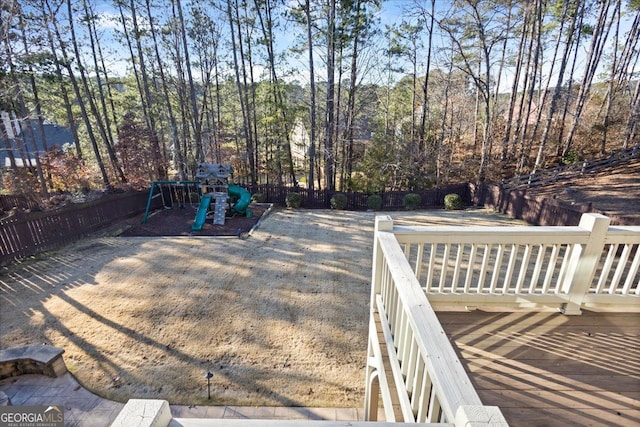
top-left (2, 175), bottom-right (633, 266)
top-left (0, 194), bottom-right (40, 212)
top-left (471, 183), bottom-right (636, 226)
top-left (244, 183), bottom-right (471, 210)
top-left (0, 191), bottom-right (154, 266)
top-left (0, 185), bottom-right (470, 266)
top-left (500, 143), bottom-right (640, 191)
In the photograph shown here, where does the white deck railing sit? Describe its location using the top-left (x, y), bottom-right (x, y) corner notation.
top-left (364, 213), bottom-right (639, 425)
top-left (364, 216), bottom-right (508, 426)
top-left (391, 213), bottom-right (639, 314)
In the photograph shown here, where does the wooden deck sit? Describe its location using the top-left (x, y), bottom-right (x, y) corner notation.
top-left (436, 310), bottom-right (640, 427)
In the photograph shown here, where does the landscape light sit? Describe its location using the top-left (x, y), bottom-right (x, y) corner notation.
top-left (205, 371), bottom-right (213, 400)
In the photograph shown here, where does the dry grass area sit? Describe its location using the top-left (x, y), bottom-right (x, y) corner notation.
top-left (526, 158), bottom-right (640, 223)
top-left (0, 207), bottom-right (523, 407)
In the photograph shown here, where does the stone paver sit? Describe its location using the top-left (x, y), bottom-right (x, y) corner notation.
top-left (0, 373), bottom-right (362, 426)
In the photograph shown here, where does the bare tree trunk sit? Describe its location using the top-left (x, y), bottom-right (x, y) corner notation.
top-left (254, 0), bottom-right (297, 186)
top-left (324, 0), bottom-right (336, 191)
top-left (118, 0), bottom-right (165, 180)
top-left (3, 39), bottom-right (49, 195)
top-left (145, 0), bottom-right (184, 179)
top-left (624, 80), bottom-right (640, 147)
top-left (44, 0), bottom-right (112, 190)
top-left (556, 6), bottom-right (585, 158)
top-left (227, 0), bottom-right (256, 184)
top-left (512, 8), bottom-right (535, 165)
top-left (436, 46), bottom-right (455, 187)
top-left (562, 0), bottom-right (615, 158)
top-left (535, 0), bottom-right (577, 170)
top-left (40, 0), bottom-right (81, 158)
top-left (175, 0), bottom-right (203, 163)
top-left (82, 0), bottom-right (115, 151)
top-left (303, 0), bottom-right (317, 190)
top-left (599, 0), bottom-right (622, 154)
top-left (18, 10), bottom-right (52, 191)
top-left (516, 0), bottom-right (543, 174)
top-left (418, 0), bottom-right (435, 161)
top-left (67, 0), bottom-right (125, 185)
top-left (501, 4), bottom-right (529, 162)
top-left (241, 1), bottom-right (261, 182)
top-left (343, 0), bottom-right (365, 191)
top-left (84, 0), bottom-right (130, 183)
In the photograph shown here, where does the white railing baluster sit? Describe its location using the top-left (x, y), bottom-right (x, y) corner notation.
top-left (427, 387), bottom-right (442, 422)
top-left (405, 333), bottom-right (418, 396)
top-left (399, 311), bottom-right (411, 377)
top-left (528, 245), bottom-right (545, 293)
top-left (414, 243), bottom-right (424, 282)
top-left (503, 244), bottom-right (518, 292)
top-left (542, 244), bottom-right (559, 293)
top-left (608, 244), bottom-right (630, 294)
top-left (416, 370), bottom-right (432, 423)
top-left (463, 244), bottom-right (477, 292)
top-left (556, 244), bottom-right (573, 291)
top-left (489, 244), bottom-right (505, 292)
top-left (478, 244), bottom-right (491, 292)
top-left (622, 246), bottom-right (640, 294)
top-left (426, 243), bottom-right (436, 291)
top-left (438, 243), bottom-right (451, 292)
top-left (596, 244), bottom-right (618, 293)
top-left (410, 353), bottom-right (425, 415)
top-left (515, 244), bottom-right (532, 293)
top-left (451, 244), bottom-right (464, 292)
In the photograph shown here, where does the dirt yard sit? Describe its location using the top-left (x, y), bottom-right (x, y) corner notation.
top-left (0, 208), bottom-right (524, 407)
top-left (119, 203), bottom-right (272, 237)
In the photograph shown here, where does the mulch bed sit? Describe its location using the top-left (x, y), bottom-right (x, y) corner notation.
top-left (119, 203), bottom-right (272, 237)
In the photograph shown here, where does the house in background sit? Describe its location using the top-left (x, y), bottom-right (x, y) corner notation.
top-left (0, 111), bottom-right (73, 168)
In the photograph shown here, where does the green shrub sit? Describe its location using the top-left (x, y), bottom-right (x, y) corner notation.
top-left (367, 194), bottom-right (383, 211)
top-left (251, 193), bottom-right (265, 203)
top-left (403, 193), bottom-right (421, 210)
top-left (330, 193), bottom-right (348, 210)
top-left (444, 193), bottom-right (463, 210)
top-left (562, 150), bottom-right (581, 165)
top-left (285, 192), bottom-right (302, 208)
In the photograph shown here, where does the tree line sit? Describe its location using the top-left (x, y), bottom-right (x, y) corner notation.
top-left (0, 0), bottom-right (638, 200)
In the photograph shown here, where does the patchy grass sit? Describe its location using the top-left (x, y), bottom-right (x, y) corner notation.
top-left (0, 208), bottom-right (523, 406)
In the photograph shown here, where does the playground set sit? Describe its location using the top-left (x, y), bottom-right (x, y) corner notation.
top-left (142, 163), bottom-right (253, 231)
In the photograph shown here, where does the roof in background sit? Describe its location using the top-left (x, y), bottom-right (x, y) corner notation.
top-left (1, 120), bottom-right (73, 167)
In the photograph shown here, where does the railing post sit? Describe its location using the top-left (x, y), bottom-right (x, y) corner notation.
top-left (370, 216), bottom-right (393, 312)
top-left (561, 213), bottom-right (610, 315)
top-left (455, 405), bottom-right (509, 427)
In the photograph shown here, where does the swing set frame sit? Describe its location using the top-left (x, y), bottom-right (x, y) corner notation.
top-left (142, 180), bottom-right (201, 224)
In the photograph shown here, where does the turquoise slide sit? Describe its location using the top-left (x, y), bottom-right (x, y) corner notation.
top-left (191, 194), bottom-right (212, 231)
top-left (228, 184), bottom-right (253, 217)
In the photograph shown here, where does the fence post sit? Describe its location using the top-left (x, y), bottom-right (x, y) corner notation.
top-left (370, 215), bottom-right (393, 312)
top-left (560, 213), bottom-right (610, 315)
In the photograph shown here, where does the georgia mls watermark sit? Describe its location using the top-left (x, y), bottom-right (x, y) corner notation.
top-left (0, 406), bottom-right (64, 427)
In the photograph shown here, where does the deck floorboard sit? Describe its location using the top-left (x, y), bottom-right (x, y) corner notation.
top-left (436, 310), bottom-right (640, 427)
